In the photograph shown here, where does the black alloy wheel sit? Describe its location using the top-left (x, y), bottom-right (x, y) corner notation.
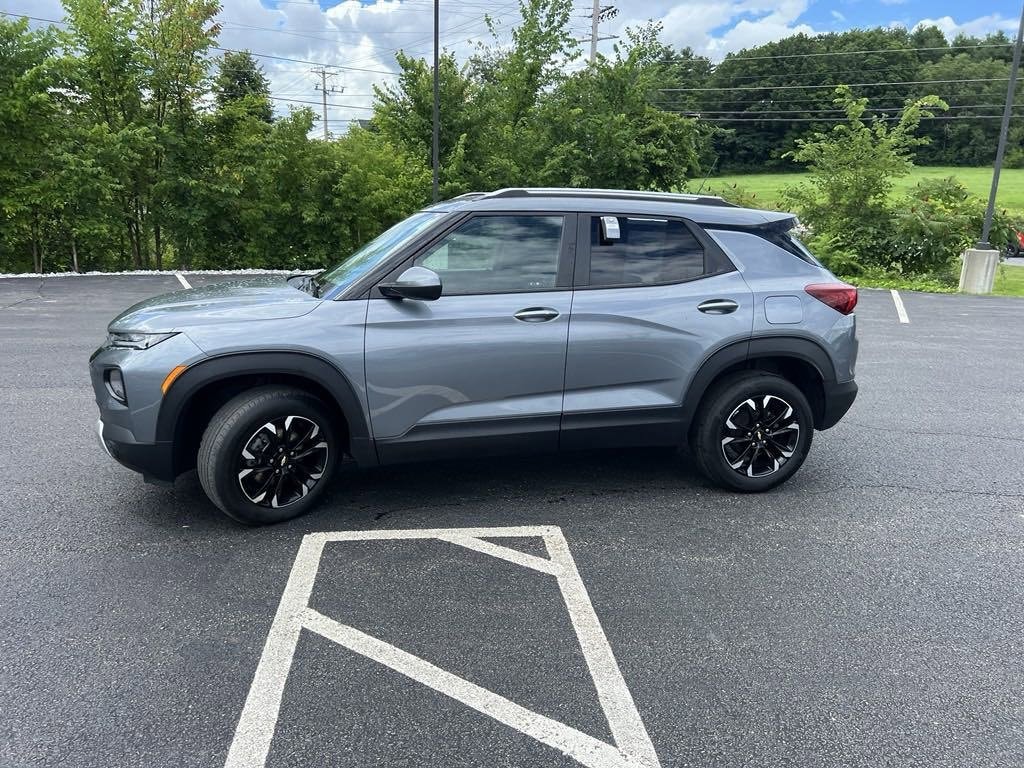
top-left (237, 415), bottom-right (329, 508)
top-left (197, 386), bottom-right (339, 524)
top-left (720, 395), bottom-right (801, 478)
top-left (690, 372), bottom-right (813, 493)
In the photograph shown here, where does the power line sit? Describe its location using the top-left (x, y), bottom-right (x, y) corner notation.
top-left (214, 47), bottom-right (398, 76)
top-left (668, 63), bottom-right (1014, 85)
top-left (218, 14), bottom-right (502, 59)
top-left (664, 104), bottom-right (1024, 115)
top-left (687, 115), bottom-right (1015, 122)
top-left (676, 41), bottom-right (1015, 65)
top-left (657, 91), bottom-right (1024, 106)
top-left (10, 7), bottom-right (1015, 71)
top-left (659, 77), bottom-right (1010, 93)
top-left (268, 95), bottom-right (374, 111)
top-left (275, 91), bottom-right (376, 98)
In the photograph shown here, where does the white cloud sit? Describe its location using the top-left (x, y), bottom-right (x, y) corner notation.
top-left (912, 13), bottom-right (1019, 39)
top-left (600, 0), bottom-right (821, 61)
top-left (831, 10), bottom-right (846, 22)
top-left (879, 0), bottom-right (909, 6)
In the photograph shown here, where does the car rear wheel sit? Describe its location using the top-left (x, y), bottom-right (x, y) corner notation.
top-left (197, 386), bottom-right (339, 524)
top-left (691, 372), bottom-right (813, 492)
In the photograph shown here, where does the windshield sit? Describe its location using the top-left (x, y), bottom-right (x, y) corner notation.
top-left (313, 212), bottom-right (443, 296)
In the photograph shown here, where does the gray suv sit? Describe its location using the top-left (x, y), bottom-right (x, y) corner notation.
top-left (90, 188), bottom-right (858, 524)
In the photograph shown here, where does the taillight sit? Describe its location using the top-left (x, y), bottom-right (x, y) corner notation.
top-left (805, 283), bottom-right (858, 315)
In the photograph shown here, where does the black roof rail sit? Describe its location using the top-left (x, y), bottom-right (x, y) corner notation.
top-left (483, 187), bottom-right (739, 207)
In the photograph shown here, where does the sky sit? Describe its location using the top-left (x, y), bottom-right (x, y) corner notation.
top-left (6, 0), bottom-right (1022, 131)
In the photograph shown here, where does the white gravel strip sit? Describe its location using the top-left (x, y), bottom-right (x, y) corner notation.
top-left (0, 268), bottom-right (298, 279)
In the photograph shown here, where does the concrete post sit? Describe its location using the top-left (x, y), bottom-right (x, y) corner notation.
top-left (958, 248), bottom-right (1001, 294)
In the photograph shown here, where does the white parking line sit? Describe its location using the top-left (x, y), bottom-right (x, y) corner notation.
top-left (890, 289), bottom-right (909, 324)
top-left (174, 272), bottom-right (192, 289)
top-left (224, 526), bottom-right (660, 768)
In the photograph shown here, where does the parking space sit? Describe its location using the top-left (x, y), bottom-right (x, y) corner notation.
top-left (1, 275), bottom-right (1023, 768)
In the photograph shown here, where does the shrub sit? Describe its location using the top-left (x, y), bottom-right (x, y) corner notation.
top-left (892, 177), bottom-right (1016, 274)
top-left (781, 87), bottom-right (946, 268)
top-left (803, 232), bottom-right (865, 276)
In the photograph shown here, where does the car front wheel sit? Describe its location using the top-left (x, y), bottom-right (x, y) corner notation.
top-left (691, 372), bottom-right (813, 492)
top-left (197, 386), bottom-right (339, 524)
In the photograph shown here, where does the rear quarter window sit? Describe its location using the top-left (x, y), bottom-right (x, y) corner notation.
top-left (706, 229), bottom-right (828, 278)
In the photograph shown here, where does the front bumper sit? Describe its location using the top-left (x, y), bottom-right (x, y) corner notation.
top-left (818, 379), bottom-right (858, 430)
top-left (96, 418), bottom-right (113, 459)
top-left (97, 418), bottom-right (176, 484)
top-left (90, 332), bottom-right (205, 484)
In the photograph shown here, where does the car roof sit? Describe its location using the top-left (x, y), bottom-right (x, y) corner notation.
top-left (421, 188), bottom-right (796, 227)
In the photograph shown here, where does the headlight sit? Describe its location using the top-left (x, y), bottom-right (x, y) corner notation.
top-left (106, 331), bottom-right (178, 350)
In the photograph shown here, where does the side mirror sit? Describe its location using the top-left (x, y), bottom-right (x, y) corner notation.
top-left (379, 266), bottom-right (442, 301)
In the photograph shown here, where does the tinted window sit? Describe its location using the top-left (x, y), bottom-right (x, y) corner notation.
top-left (316, 211), bottom-right (442, 295)
top-left (706, 229), bottom-right (824, 279)
top-left (416, 215), bottom-right (564, 295)
top-left (588, 216), bottom-right (704, 287)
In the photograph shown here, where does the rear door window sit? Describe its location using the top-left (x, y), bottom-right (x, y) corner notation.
top-left (587, 216), bottom-right (705, 287)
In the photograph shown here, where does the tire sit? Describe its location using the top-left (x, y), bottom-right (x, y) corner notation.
top-left (197, 386), bottom-right (340, 524)
top-left (690, 372), bottom-right (813, 493)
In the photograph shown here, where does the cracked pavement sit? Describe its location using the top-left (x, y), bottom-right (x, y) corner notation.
top-left (1, 274), bottom-right (1022, 768)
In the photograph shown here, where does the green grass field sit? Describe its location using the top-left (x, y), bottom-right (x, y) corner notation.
top-left (995, 263), bottom-right (1024, 297)
top-left (703, 166), bottom-right (1024, 212)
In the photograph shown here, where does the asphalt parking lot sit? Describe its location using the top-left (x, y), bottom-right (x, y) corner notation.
top-left (1, 273), bottom-right (1023, 768)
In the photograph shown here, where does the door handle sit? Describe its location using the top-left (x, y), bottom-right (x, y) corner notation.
top-left (697, 299), bottom-right (739, 315)
top-left (514, 307), bottom-right (560, 322)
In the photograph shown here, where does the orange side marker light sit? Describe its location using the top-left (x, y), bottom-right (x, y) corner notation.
top-left (161, 365), bottom-right (188, 395)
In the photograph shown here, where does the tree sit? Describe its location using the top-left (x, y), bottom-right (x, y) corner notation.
top-left (214, 50), bottom-right (273, 123)
top-left (319, 130), bottom-right (432, 252)
top-left (372, 50), bottom-right (475, 195)
top-left (537, 22), bottom-right (702, 189)
top-left (0, 18), bottom-right (61, 272)
top-left (911, 53), bottom-right (1020, 166)
top-left (698, 27), bottom-right (927, 171)
top-left (61, 0), bottom-right (154, 269)
top-left (139, 0), bottom-right (220, 269)
top-left (783, 87), bottom-right (947, 262)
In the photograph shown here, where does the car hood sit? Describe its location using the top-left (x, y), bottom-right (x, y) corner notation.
top-left (109, 276), bottom-right (321, 332)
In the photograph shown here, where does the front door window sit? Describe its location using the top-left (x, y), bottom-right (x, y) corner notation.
top-left (415, 215), bottom-right (565, 295)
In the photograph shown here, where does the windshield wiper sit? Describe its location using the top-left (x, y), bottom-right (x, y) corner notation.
top-left (293, 273), bottom-right (321, 297)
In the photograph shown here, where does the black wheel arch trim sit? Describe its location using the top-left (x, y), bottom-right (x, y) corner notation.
top-left (681, 335), bottom-right (841, 432)
top-left (155, 351), bottom-right (376, 468)
top-left (747, 335), bottom-right (838, 383)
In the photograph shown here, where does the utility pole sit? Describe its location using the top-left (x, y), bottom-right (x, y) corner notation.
top-left (979, 2), bottom-right (1024, 248)
top-left (432, 0), bottom-right (440, 202)
top-left (312, 67), bottom-right (341, 140)
top-left (589, 0), bottom-right (599, 63)
top-left (961, 0), bottom-right (1024, 293)
top-left (582, 2), bottom-right (618, 64)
